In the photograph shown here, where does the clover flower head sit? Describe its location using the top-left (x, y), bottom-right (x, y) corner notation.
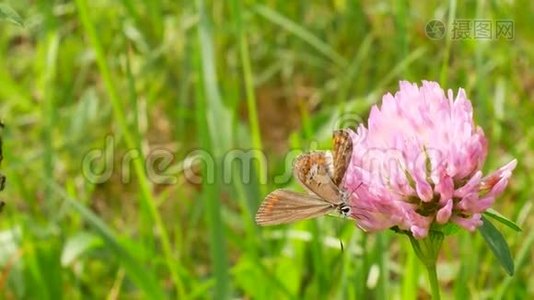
top-left (344, 81), bottom-right (517, 239)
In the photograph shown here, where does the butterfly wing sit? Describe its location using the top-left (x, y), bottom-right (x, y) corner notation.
top-left (255, 189), bottom-right (335, 225)
top-left (332, 129), bottom-right (353, 187)
top-left (293, 152), bottom-right (342, 204)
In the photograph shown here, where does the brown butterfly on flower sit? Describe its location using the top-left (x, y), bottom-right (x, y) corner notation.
top-left (255, 129), bottom-right (354, 225)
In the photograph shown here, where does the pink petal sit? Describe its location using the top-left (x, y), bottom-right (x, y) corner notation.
top-left (415, 177), bottom-right (433, 202)
top-left (454, 171), bottom-right (482, 198)
top-left (410, 225), bottom-right (429, 239)
top-left (436, 199), bottom-right (453, 224)
top-left (480, 159), bottom-right (517, 192)
top-left (457, 192), bottom-right (478, 211)
top-left (435, 175), bottom-right (454, 204)
top-left (473, 195), bottom-right (496, 213)
top-left (452, 214), bottom-right (483, 231)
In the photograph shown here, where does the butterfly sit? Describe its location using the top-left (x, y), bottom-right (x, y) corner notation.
top-left (255, 129), bottom-right (353, 225)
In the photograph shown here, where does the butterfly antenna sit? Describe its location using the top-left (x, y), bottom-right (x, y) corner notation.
top-left (347, 181), bottom-right (364, 199)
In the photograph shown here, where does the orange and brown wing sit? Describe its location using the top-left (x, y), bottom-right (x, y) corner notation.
top-left (255, 189), bottom-right (335, 226)
top-left (332, 129), bottom-right (353, 187)
top-left (293, 152), bottom-right (341, 204)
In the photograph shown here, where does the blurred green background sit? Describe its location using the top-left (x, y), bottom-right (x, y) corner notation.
top-left (0, 0), bottom-right (532, 299)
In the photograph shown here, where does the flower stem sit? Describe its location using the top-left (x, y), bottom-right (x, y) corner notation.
top-left (425, 263), bottom-right (441, 300)
top-left (407, 231), bottom-right (444, 299)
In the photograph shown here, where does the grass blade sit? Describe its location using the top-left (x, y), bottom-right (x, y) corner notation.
top-left (231, 0), bottom-right (267, 197)
top-left (0, 3), bottom-right (24, 26)
top-left (66, 198), bottom-right (166, 299)
top-left (439, 0), bottom-right (456, 86)
top-left (195, 0), bottom-right (232, 297)
top-left (74, 0), bottom-right (184, 295)
top-left (254, 5), bottom-right (347, 67)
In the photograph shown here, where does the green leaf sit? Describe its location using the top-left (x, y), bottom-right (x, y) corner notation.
top-left (483, 208), bottom-right (522, 232)
top-left (479, 216), bottom-right (515, 276)
top-left (0, 4), bottom-right (24, 26)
